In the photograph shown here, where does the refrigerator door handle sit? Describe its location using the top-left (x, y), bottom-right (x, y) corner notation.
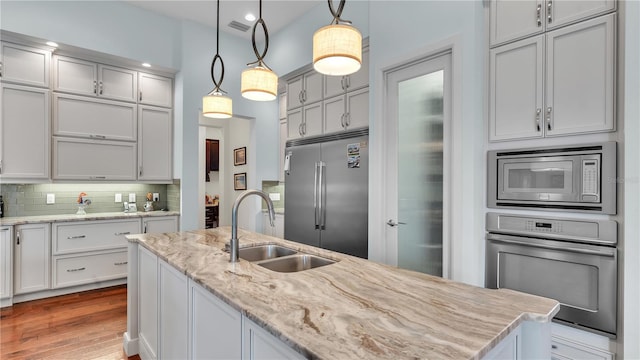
top-left (319, 161), bottom-right (326, 229)
top-left (314, 162), bottom-right (320, 229)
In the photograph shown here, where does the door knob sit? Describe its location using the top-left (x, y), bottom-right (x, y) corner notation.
top-left (387, 219), bottom-right (407, 227)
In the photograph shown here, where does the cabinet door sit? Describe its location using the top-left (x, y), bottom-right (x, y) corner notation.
top-left (53, 56), bottom-right (98, 96)
top-left (286, 76), bottom-right (304, 110)
top-left (0, 227), bottom-right (12, 300)
top-left (190, 279), bottom-right (242, 359)
top-left (139, 72), bottom-right (173, 108)
top-left (303, 102), bottom-right (323, 137)
top-left (243, 317), bottom-right (305, 360)
top-left (323, 95), bottom-right (346, 134)
top-left (14, 223), bottom-right (50, 295)
top-left (1, 42), bottom-right (50, 88)
top-left (547, 0), bottom-right (616, 30)
top-left (0, 84), bottom-right (50, 180)
top-left (545, 14), bottom-right (615, 136)
top-left (287, 108), bottom-right (304, 140)
top-left (489, 36), bottom-right (544, 141)
top-left (53, 137), bottom-right (137, 181)
top-left (346, 47), bottom-right (369, 91)
top-left (490, 0), bottom-right (544, 47)
top-left (159, 260), bottom-right (188, 360)
top-left (138, 246), bottom-right (158, 360)
top-left (143, 216), bottom-right (179, 234)
top-left (345, 87), bottom-right (369, 129)
top-left (274, 214), bottom-right (285, 239)
top-left (98, 64), bottom-right (138, 102)
top-left (138, 106), bottom-right (172, 181)
top-left (53, 93), bottom-right (137, 141)
top-left (303, 71), bottom-right (323, 104)
top-left (324, 75), bottom-right (346, 99)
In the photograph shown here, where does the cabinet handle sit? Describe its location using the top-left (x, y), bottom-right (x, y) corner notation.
top-left (139, 166), bottom-right (143, 177)
top-left (340, 114), bottom-right (346, 128)
top-left (16, 231), bottom-right (20, 245)
top-left (114, 261), bottom-right (128, 266)
top-left (298, 123), bottom-right (303, 136)
top-left (67, 235), bottom-right (86, 239)
top-left (547, 0), bottom-right (552, 24)
top-left (93, 80), bottom-right (97, 94)
top-left (536, 4), bottom-right (542, 27)
top-left (90, 134), bottom-right (106, 139)
top-left (546, 107), bottom-right (552, 131)
top-left (99, 81), bottom-right (103, 95)
top-left (298, 91), bottom-right (303, 104)
top-left (551, 345), bottom-right (558, 350)
top-left (536, 108), bottom-right (542, 131)
top-left (303, 90), bottom-right (307, 103)
top-left (139, 91), bottom-right (143, 102)
top-left (66, 267), bottom-right (86, 272)
top-left (341, 77), bottom-right (346, 91)
top-left (144, 225), bottom-right (147, 233)
top-left (303, 122), bottom-right (307, 135)
top-left (0, 160), bottom-right (3, 174)
top-left (0, 61), bottom-right (3, 77)
top-left (346, 113), bottom-right (351, 126)
top-left (115, 232), bottom-right (131, 236)
top-left (90, 176), bottom-right (106, 180)
top-left (347, 76), bottom-right (351, 89)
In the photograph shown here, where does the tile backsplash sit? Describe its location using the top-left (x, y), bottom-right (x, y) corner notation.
top-left (261, 181), bottom-right (284, 210)
top-left (0, 183), bottom-right (180, 217)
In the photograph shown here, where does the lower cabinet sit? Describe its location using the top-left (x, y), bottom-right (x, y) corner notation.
top-left (550, 323), bottom-right (615, 360)
top-left (0, 226), bottom-right (13, 305)
top-left (243, 317), bottom-right (305, 360)
top-left (143, 216), bottom-right (179, 234)
top-left (52, 250), bottom-right (128, 288)
top-left (159, 260), bottom-right (188, 360)
top-left (14, 223), bottom-right (51, 295)
top-left (138, 245), bottom-right (159, 360)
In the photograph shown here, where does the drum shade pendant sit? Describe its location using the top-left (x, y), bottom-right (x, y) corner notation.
top-left (241, 0), bottom-right (278, 101)
top-left (203, 0), bottom-right (232, 118)
top-left (313, 0), bottom-right (362, 76)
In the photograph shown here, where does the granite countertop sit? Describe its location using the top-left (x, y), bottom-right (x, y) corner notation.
top-left (0, 210), bottom-right (180, 226)
top-left (128, 227), bottom-right (559, 359)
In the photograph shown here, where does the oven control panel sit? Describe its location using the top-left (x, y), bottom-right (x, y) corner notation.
top-left (526, 220), bottom-right (562, 234)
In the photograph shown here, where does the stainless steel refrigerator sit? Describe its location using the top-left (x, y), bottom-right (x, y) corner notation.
top-left (284, 129), bottom-right (368, 258)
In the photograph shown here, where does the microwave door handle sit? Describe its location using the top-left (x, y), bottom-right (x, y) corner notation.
top-left (487, 234), bottom-right (616, 257)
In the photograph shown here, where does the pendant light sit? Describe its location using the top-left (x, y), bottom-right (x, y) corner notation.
top-left (313, 0), bottom-right (362, 76)
top-left (203, 0), bottom-right (232, 118)
top-left (241, 0), bottom-right (278, 101)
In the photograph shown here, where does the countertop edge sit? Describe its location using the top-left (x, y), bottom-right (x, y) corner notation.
top-left (0, 211), bottom-right (181, 226)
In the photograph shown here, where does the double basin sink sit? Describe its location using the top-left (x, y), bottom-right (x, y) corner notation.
top-left (238, 244), bottom-right (336, 273)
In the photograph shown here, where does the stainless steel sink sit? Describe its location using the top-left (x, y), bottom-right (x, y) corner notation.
top-left (257, 254), bottom-right (335, 273)
top-left (238, 244), bottom-right (297, 262)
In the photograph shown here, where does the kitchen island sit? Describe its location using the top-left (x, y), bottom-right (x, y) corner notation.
top-left (123, 227), bottom-right (559, 359)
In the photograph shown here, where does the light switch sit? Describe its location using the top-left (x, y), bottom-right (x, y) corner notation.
top-left (129, 193), bottom-right (136, 202)
top-left (269, 193), bottom-right (281, 201)
top-left (153, 193), bottom-right (160, 202)
top-left (115, 193), bottom-right (122, 203)
top-left (46, 193), bottom-right (55, 204)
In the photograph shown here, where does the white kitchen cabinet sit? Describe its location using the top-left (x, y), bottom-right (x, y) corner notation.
top-left (14, 223), bottom-right (50, 295)
top-left (189, 278), bottom-right (242, 359)
top-left (143, 216), bottom-right (179, 234)
top-left (0, 42), bottom-right (50, 88)
top-left (53, 136), bottom-right (137, 181)
top-left (52, 250), bottom-right (128, 289)
top-left (138, 72), bottom-right (173, 108)
top-left (287, 102), bottom-right (322, 140)
top-left (138, 245), bottom-right (159, 360)
top-left (53, 55), bottom-right (138, 102)
top-left (551, 336), bottom-right (613, 360)
top-left (159, 259), bottom-right (188, 360)
top-left (138, 106), bottom-right (173, 181)
top-left (489, 0), bottom-right (616, 47)
top-left (323, 47), bottom-right (369, 99)
top-left (242, 317), bottom-right (305, 360)
top-left (262, 213), bottom-right (285, 239)
top-left (0, 83), bottom-right (50, 180)
top-left (287, 71), bottom-right (323, 110)
top-left (489, 14), bottom-right (615, 141)
top-left (52, 219), bottom-right (139, 255)
top-left (53, 93), bottom-right (137, 141)
top-left (324, 87), bottom-right (369, 134)
top-left (0, 226), bottom-right (13, 305)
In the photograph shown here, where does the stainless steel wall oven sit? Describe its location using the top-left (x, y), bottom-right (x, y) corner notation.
top-left (485, 213), bottom-right (617, 337)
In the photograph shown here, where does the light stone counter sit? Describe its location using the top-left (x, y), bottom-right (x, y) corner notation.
top-left (0, 210), bottom-right (180, 226)
top-left (127, 227), bottom-right (559, 359)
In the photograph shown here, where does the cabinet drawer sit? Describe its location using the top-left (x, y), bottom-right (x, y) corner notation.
top-left (551, 336), bottom-right (613, 360)
top-left (53, 137), bottom-right (137, 180)
top-left (53, 220), bottom-right (140, 255)
top-left (52, 250), bottom-right (128, 288)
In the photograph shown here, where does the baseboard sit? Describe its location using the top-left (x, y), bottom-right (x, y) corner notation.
top-left (122, 331), bottom-right (139, 356)
top-left (11, 278), bottom-right (127, 304)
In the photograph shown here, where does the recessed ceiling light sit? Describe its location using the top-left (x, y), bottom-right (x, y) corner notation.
top-left (46, 41), bottom-right (59, 47)
top-left (245, 13), bottom-right (256, 22)
top-left (142, 63), bottom-right (151, 68)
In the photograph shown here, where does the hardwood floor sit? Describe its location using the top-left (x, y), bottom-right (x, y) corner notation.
top-left (1, 285), bottom-right (140, 360)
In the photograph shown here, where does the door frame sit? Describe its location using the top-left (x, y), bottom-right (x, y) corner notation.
top-left (369, 35), bottom-right (463, 279)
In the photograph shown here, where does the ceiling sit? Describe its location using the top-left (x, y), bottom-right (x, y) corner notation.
top-left (124, 0), bottom-right (323, 39)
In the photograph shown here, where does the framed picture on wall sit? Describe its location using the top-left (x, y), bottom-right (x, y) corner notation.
top-left (234, 172), bottom-right (247, 190)
top-left (234, 147), bottom-right (246, 166)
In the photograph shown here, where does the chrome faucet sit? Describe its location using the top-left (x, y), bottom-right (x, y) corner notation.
top-left (230, 189), bottom-right (276, 262)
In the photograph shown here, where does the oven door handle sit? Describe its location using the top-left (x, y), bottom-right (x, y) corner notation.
top-left (487, 233), bottom-right (616, 257)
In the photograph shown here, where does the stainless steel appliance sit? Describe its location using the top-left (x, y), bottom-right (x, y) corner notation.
top-left (485, 212), bottom-right (617, 337)
top-left (487, 142), bottom-right (616, 214)
top-left (284, 129), bottom-right (368, 258)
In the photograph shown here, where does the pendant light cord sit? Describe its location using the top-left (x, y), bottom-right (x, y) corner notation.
top-left (247, 0), bottom-right (271, 70)
top-left (210, 0), bottom-right (225, 94)
top-left (328, 0), bottom-right (352, 25)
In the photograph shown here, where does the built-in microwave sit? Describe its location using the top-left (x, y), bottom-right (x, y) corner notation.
top-left (487, 142), bottom-right (616, 214)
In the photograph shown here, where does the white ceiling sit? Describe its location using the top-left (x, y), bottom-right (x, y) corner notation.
top-left (124, 0), bottom-right (323, 39)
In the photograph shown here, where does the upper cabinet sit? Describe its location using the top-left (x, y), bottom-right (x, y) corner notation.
top-left (286, 71), bottom-right (323, 110)
top-left (324, 47), bottom-right (369, 99)
top-left (138, 106), bottom-right (173, 182)
top-left (53, 56), bottom-right (138, 103)
top-left (0, 42), bottom-right (50, 88)
top-left (490, 0), bottom-right (616, 47)
top-left (138, 72), bottom-right (173, 108)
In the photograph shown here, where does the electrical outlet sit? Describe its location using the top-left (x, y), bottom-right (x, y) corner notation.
top-left (153, 193), bottom-right (160, 202)
top-left (115, 193), bottom-right (122, 203)
top-left (129, 193), bottom-right (136, 202)
top-left (46, 193), bottom-right (55, 204)
top-left (269, 193), bottom-right (281, 201)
